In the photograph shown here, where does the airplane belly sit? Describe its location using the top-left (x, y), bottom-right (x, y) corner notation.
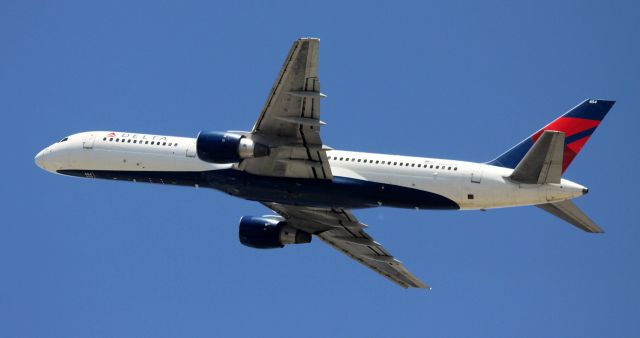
top-left (205, 170), bottom-right (460, 210)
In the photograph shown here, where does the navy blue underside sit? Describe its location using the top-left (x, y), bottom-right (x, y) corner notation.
top-left (57, 169), bottom-right (459, 210)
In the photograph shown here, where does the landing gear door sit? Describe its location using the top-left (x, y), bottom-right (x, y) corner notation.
top-left (82, 134), bottom-right (95, 149)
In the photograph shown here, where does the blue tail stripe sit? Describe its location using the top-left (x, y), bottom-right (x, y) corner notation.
top-left (564, 127), bottom-right (596, 145)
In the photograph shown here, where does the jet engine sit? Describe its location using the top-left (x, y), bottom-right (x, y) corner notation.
top-left (238, 216), bottom-right (312, 249)
top-left (196, 131), bottom-right (269, 164)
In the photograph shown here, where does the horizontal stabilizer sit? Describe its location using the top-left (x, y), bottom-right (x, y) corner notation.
top-left (536, 200), bottom-right (603, 233)
top-left (510, 130), bottom-right (564, 184)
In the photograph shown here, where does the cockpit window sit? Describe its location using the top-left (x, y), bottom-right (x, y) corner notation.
top-left (59, 137), bottom-right (69, 143)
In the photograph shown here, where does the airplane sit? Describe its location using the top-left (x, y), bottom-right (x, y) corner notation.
top-left (34, 38), bottom-right (614, 289)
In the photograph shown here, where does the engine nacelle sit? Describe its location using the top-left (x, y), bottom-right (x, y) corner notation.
top-left (238, 216), bottom-right (312, 249)
top-left (196, 131), bottom-right (269, 164)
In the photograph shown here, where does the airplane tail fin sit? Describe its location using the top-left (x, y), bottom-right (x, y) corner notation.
top-left (488, 99), bottom-right (615, 173)
top-left (507, 130), bottom-right (604, 232)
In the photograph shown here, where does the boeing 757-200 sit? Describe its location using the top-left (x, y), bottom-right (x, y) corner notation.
top-left (35, 38), bottom-right (614, 289)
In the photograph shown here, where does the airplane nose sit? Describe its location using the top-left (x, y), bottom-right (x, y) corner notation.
top-left (35, 148), bottom-right (47, 170)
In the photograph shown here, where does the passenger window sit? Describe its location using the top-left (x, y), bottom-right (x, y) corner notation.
top-left (448, 166), bottom-right (451, 170)
top-left (375, 160), bottom-right (379, 164)
top-left (127, 139), bottom-right (131, 143)
top-left (454, 167), bottom-right (458, 171)
top-left (116, 138), bottom-right (119, 142)
top-left (417, 164), bottom-right (422, 167)
top-left (430, 165), bottom-right (433, 168)
top-left (103, 137), bottom-right (106, 141)
top-left (357, 159), bottom-right (361, 162)
top-left (394, 162), bottom-right (397, 165)
top-left (109, 138), bottom-right (113, 141)
top-left (163, 142), bottom-right (166, 146)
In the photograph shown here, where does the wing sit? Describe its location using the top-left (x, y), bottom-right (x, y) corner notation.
top-left (263, 203), bottom-right (429, 289)
top-left (239, 38), bottom-right (331, 180)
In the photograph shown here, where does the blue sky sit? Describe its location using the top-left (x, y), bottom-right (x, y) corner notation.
top-left (1, 1), bottom-right (639, 337)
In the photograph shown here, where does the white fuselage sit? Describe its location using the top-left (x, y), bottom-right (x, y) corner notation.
top-left (35, 131), bottom-right (587, 210)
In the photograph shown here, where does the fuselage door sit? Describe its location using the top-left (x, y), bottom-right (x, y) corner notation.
top-left (471, 168), bottom-right (483, 183)
top-left (82, 134), bottom-right (95, 149)
top-left (186, 141), bottom-right (197, 158)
